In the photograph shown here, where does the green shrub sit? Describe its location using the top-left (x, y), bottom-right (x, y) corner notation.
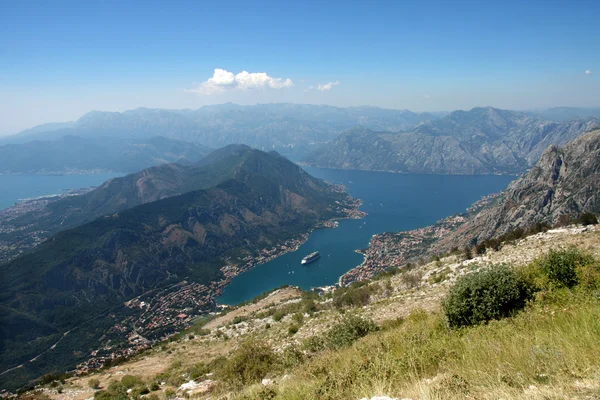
top-left (288, 324), bottom-right (299, 335)
top-left (232, 315), bottom-right (245, 324)
top-left (538, 248), bottom-right (595, 288)
top-left (576, 260), bottom-right (600, 290)
top-left (88, 378), bottom-right (100, 389)
top-left (292, 312), bottom-right (304, 324)
top-left (280, 346), bottom-right (304, 369)
top-left (188, 362), bottom-right (210, 379)
top-left (272, 309), bottom-right (285, 322)
top-left (95, 380), bottom-right (128, 400)
top-left (578, 213), bottom-right (598, 225)
top-left (216, 339), bottom-right (280, 387)
top-left (302, 298), bottom-right (317, 314)
top-left (333, 284), bottom-right (375, 309)
top-left (442, 265), bottom-right (534, 328)
top-left (121, 375), bottom-right (143, 388)
top-left (463, 247), bottom-right (472, 260)
top-left (306, 315), bottom-right (379, 352)
top-left (401, 270), bottom-right (423, 289)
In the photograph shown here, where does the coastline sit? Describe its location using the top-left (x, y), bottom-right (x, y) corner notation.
top-left (75, 193), bottom-right (367, 372)
top-left (337, 194), bottom-right (503, 286)
top-left (300, 162), bottom-right (518, 177)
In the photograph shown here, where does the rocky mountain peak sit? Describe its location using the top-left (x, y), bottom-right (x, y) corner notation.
top-left (435, 129), bottom-right (600, 250)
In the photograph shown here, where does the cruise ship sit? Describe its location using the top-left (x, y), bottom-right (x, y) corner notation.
top-left (301, 251), bottom-right (320, 265)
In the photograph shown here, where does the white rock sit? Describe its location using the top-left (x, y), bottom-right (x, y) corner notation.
top-left (262, 378), bottom-right (273, 386)
top-left (179, 380), bottom-right (201, 391)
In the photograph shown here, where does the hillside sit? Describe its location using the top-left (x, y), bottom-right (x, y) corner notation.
top-left (26, 223), bottom-right (600, 400)
top-left (0, 147), bottom-right (360, 391)
top-left (434, 128), bottom-right (600, 250)
top-left (1, 104), bottom-right (441, 160)
top-left (0, 136), bottom-right (211, 174)
top-left (0, 145), bottom-right (272, 263)
top-left (339, 130), bottom-right (600, 285)
top-left (304, 107), bottom-right (599, 175)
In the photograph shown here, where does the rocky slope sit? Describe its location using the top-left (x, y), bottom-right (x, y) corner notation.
top-left (27, 224), bottom-right (600, 400)
top-left (304, 107), bottom-right (599, 174)
top-left (0, 147), bottom-right (358, 390)
top-left (434, 128), bottom-right (600, 250)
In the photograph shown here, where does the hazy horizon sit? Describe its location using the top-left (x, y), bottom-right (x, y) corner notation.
top-left (3, 102), bottom-right (600, 137)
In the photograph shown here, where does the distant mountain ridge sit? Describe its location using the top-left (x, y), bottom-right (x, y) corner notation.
top-left (2, 104), bottom-right (444, 159)
top-left (534, 107), bottom-right (600, 121)
top-left (0, 136), bottom-right (211, 174)
top-left (304, 107), bottom-right (600, 175)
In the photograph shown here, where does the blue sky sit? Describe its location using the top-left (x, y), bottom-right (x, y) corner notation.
top-left (1, 0), bottom-right (599, 134)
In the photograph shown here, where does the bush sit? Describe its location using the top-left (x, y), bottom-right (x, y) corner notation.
top-left (272, 310), bottom-right (285, 322)
top-left (121, 374), bottom-right (143, 388)
top-left (288, 324), bottom-right (299, 335)
top-left (95, 380), bottom-right (128, 400)
top-left (401, 270), bottom-right (423, 289)
top-left (576, 261), bottom-right (600, 291)
top-left (463, 247), bottom-right (472, 260)
top-left (538, 248), bottom-right (595, 288)
top-left (292, 312), bottom-right (304, 324)
top-left (333, 284), bottom-right (375, 309)
top-left (280, 346), bottom-right (304, 369)
top-left (232, 315), bottom-right (245, 325)
top-left (306, 315), bottom-right (379, 352)
top-left (88, 378), bottom-right (101, 389)
top-left (188, 362), bottom-right (210, 379)
top-left (442, 265), bottom-right (534, 328)
top-left (302, 298), bottom-right (317, 314)
top-left (578, 212), bottom-right (598, 226)
top-left (216, 339), bottom-right (279, 387)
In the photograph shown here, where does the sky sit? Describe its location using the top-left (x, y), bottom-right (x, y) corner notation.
top-left (1, 0), bottom-right (599, 134)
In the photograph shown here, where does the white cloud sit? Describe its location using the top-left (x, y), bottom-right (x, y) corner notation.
top-left (187, 68), bottom-right (293, 95)
top-left (585, 70), bottom-right (592, 75)
top-left (317, 81), bottom-right (341, 91)
top-left (424, 94), bottom-right (430, 99)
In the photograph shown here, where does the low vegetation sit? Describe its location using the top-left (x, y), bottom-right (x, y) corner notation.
top-left (26, 235), bottom-right (600, 400)
top-left (442, 264), bottom-right (533, 328)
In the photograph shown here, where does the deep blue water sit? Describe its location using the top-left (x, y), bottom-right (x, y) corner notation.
top-left (0, 174), bottom-right (123, 210)
top-left (217, 168), bottom-right (515, 305)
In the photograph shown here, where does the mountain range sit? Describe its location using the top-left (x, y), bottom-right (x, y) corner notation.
top-left (0, 136), bottom-right (211, 174)
top-left (2, 104), bottom-right (445, 160)
top-left (304, 107), bottom-right (600, 175)
top-left (0, 146), bottom-right (356, 389)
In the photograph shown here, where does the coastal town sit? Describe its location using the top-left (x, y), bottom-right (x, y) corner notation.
top-left (73, 193), bottom-right (365, 374)
top-left (338, 194), bottom-right (503, 286)
top-left (0, 187), bottom-right (94, 264)
top-left (1, 180), bottom-right (368, 378)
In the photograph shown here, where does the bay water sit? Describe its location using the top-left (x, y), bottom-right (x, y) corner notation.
top-left (0, 174), bottom-right (123, 210)
top-left (217, 168), bottom-right (514, 305)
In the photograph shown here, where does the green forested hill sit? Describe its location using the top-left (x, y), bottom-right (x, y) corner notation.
top-left (0, 146), bottom-right (353, 390)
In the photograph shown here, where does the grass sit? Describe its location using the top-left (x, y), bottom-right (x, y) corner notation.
top-left (232, 289), bottom-right (600, 400)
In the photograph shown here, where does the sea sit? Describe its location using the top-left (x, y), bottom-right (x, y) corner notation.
top-left (0, 173), bottom-right (123, 210)
top-left (216, 168), bottom-right (515, 305)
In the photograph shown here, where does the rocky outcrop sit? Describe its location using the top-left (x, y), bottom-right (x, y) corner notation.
top-left (435, 129), bottom-right (600, 250)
